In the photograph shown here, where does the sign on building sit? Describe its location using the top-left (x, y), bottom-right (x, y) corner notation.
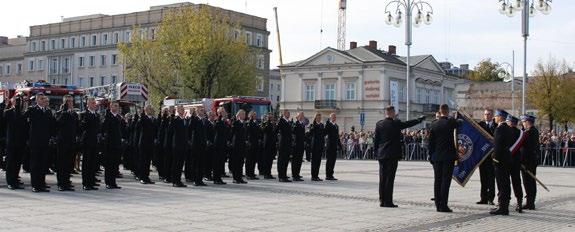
top-left (364, 80), bottom-right (380, 100)
top-left (390, 80), bottom-right (399, 108)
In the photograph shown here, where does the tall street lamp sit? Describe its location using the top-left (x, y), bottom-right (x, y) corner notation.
top-left (499, 58), bottom-right (516, 115)
top-left (384, 0), bottom-right (433, 121)
top-left (498, 0), bottom-right (552, 114)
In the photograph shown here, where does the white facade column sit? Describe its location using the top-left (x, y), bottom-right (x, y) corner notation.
top-left (381, 69), bottom-right (390, 102)
top-left (281, 74), bottom-right (286, 103)
top-left (358, 70), bottom-right (364, 101)
top-left (316, 72), bottom-right (322, 100)
top-left (337, 71), bottom-right (343, 100)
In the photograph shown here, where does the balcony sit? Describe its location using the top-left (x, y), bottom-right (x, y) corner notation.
top-left (314, 100), bottom-right (338, 110)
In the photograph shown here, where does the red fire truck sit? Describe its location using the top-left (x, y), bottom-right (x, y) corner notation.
top-left (0, 80), bottom-right (85, 110)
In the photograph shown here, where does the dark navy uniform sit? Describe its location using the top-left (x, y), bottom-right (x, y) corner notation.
top-left (231, 118), bottom-right (247, 183)
top-left (478, 119), bottom-right (496, 204)
top-left (4, 105), bottom-right (28, 189)
top-left (308, 121), bottom-right (325, 180)
top-left (490, 110), bottom-right (514, 215)
top-left (101, 111), bottom-right (124, 188)
top-left (324, 120), bottom-right (341, 180)
top-left (260, 119), bottom-right (277, 178)
top-left (292, 120), bottom-right (306, 180)
top-left (213, 116), bottom-right (230, 183)
top-left (245, 118), bottom-right (261, 179)
top-left (55, 109), bottom-right (79, 189)
top-left (276, 117), bottom-right (292, 181)
top-left (374, 115), bottom-right (423, 207)
top-left (25, 105), bottom-right (56, 191)
top-left (428, 115), bottom-right (459, 212)
top-left (520, 115), bottom-right (539, 210)
top-left (136, 113), bottom-right (158, 183)
top-left (170, 115), bottom-right (189, 187)
top-left (507, 116), bottom-right (523, 212)
top-left (79, 109), bottom-right (101, 189)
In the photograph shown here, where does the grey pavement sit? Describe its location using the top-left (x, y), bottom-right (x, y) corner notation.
top-left (0, 160), bottom-right (574, 232)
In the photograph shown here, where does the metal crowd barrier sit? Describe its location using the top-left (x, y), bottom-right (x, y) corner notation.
top-left (539, 146), bottom-right (575, 168)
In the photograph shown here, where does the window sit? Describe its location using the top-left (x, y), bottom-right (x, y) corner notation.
top-left (416, 87), bottom-right (422, 103)
top-left (78, 77), bottom-right (84, 87)
top-left (111, 75), bottom-right (117, 84)
top-left (51, 40), bottom-right (56, 50)
top-left (304, 83), bottom-right (315, 101)
top-left (17, 64), bottom-right (22, 74)
top-left (51, 78), bottom-right (56, 84)
top-left (151, 28), bottom-right (156, 40)
top-left (32, 42), bottom-right (36, 52)
top-left (91, 35), bottom-right (97, 46)
top-left (100, 76), bottom-right (106, 86)
top-left (64, 78), bottom-right (68, 85)
top-left (62, 58), bottom-right (69, 73)
top-left (324, 83), bottom-right (336, 100)
top-left (245, 32), bottom-right (252, 45)
top-left (5, 65), bottom-right (10, 75)
top-left (425, 89), bottom-right (430, 104)
top-left (345, 82), bottom-right (356, 100)
top-left (0, 66), bottom-right (3, 76)
top-left (103, 34), bottom-right (108, 45)
top-left (28, 60), bottom-right (34, 71)
top-left (70, 37), bottom-right (76, 48)
top-left (256, 34), bottom-right (263, 47)
top-left (100, 55), bottom-right (106, 66)
top-left (79, 57), bottom-right (85, 67)
top-left (37, 59), bottom-right (44, 70)
top-left (256, 55), bottom-right (265, 70)
top-left (277, 84), bottom-right (281, 91)
top-left (89, 56), bottom-right (95, 67)
top-left (89, 77), bottom-right (94, 87)
top-left (60, 38), bottom-right (65, 49)
top-left (81, 36), bottom-right (86, 47)
top-left (111, 54), bottom-right (117, 65)
top-left (256, 77), bottom-right (264, 92)
top-left (50, 59), bottom-right (58, 74)
top-left (399, 83), bottom-right (405, 102)
top-left (113, 32), bottom-right (119, 44)
top-left (41, 41), bottom-right (46, 51)
top-left (126, 31), bottom-right (131, 42)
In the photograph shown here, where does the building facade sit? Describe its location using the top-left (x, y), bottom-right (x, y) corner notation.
top-left (0, 36), bottom-right (27, 88)
top-left (269, 69), bottom-right (281, 108)
top-left (3, 2), bottom-right (270, 96)
top-left (279, 41), bottom-right (463, 132)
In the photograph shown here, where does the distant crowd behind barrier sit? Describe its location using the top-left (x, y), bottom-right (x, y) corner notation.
top-left (338, 128), bottom-right (575, 168)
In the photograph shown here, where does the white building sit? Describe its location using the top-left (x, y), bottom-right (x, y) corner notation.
top-left (279, 41), bottom-right (463, 132)
top-left (12, 2), bottom-right (270, 96)
top-left (0, 36), bottom-right (27, 88)
top-left (269, 69), bottom-right (281, 108)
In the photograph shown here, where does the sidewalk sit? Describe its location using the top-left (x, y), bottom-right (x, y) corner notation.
top-left (0, 160), bottom-right (573, 231)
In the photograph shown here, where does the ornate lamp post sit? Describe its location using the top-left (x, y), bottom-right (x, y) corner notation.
top-left (498, 0), bottom-right (552, 114)
top-left (384, 0), bottom-right (433, 121)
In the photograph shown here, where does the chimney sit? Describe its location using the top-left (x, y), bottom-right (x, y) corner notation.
top-left (349, 41), bottom-right (357, 49)
top-left (0, 36), bottom-right (8, 45)
top-left (388, 45), bottom-right (397, 55)
top-left (368, 40), bottom-right (377, 49)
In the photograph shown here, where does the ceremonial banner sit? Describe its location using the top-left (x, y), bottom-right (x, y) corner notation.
top-left (453, 111), bottom-right (495, 187)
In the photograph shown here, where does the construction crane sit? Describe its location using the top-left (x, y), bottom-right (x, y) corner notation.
top-left (274, 7), bottom-right (283, 66)
top-left (337, 0), bottom-right (347, 50)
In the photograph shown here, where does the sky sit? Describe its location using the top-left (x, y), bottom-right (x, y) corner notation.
top-left (2, 0), bottom-right (574, 75)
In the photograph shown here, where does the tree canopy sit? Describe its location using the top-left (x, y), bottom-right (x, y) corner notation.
top-left (527, 57), bottom-right (575, 129)
top-left (119, 6), bottom-right (256, 106)
top-left (469, 58), bottom-right (507, 82)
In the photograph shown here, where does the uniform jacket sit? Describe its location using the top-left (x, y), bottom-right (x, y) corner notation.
top-left (373, 117), bottom-right (422, 160)
top-left (428, 116), bottom-right (460, 162)
top-left (25, 105), bottom-right (56, 148)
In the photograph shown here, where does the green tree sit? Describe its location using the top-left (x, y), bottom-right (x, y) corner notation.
top-left (469, 59), bottom-right (506, 82)
top-left (119, 6), bottom-right (256, 106)
top-left (527, 58), bottom-right (575, 129)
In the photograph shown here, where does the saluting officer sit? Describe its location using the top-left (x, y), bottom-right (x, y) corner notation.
top-left (101, 101), bottom-right (123, 189)
top-left (428, 104), bottom-right (460, 213)
top-left (55, 95), bottom-right (79, 191)
top-left (490, 109), bottom-right (514, 215)
top-left (245, 111), bottom-right (261, 180)
top-left (520, 115), bottom-right (539, 210)
top-left (277, 109), bottom-right (293, 182)
top-left (24, 93), bottom-right (56, 193)
top-left (309, 113), bottom-right (325, 181)
top-left (477, 108), bottom-right (496, 205)
top-left (374, 106), bottom-right (424, 207)
top-left (292, 111), bottom-right (306, 181)
top-left (136, 104), bottom-right (158, 184)
top-left (260, 113), bottom-right (277, 179)
top-left (4, 95), bottom-right (28, 190)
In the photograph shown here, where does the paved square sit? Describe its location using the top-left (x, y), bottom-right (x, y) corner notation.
top-left (1, 160), bottom-right (574, 231)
